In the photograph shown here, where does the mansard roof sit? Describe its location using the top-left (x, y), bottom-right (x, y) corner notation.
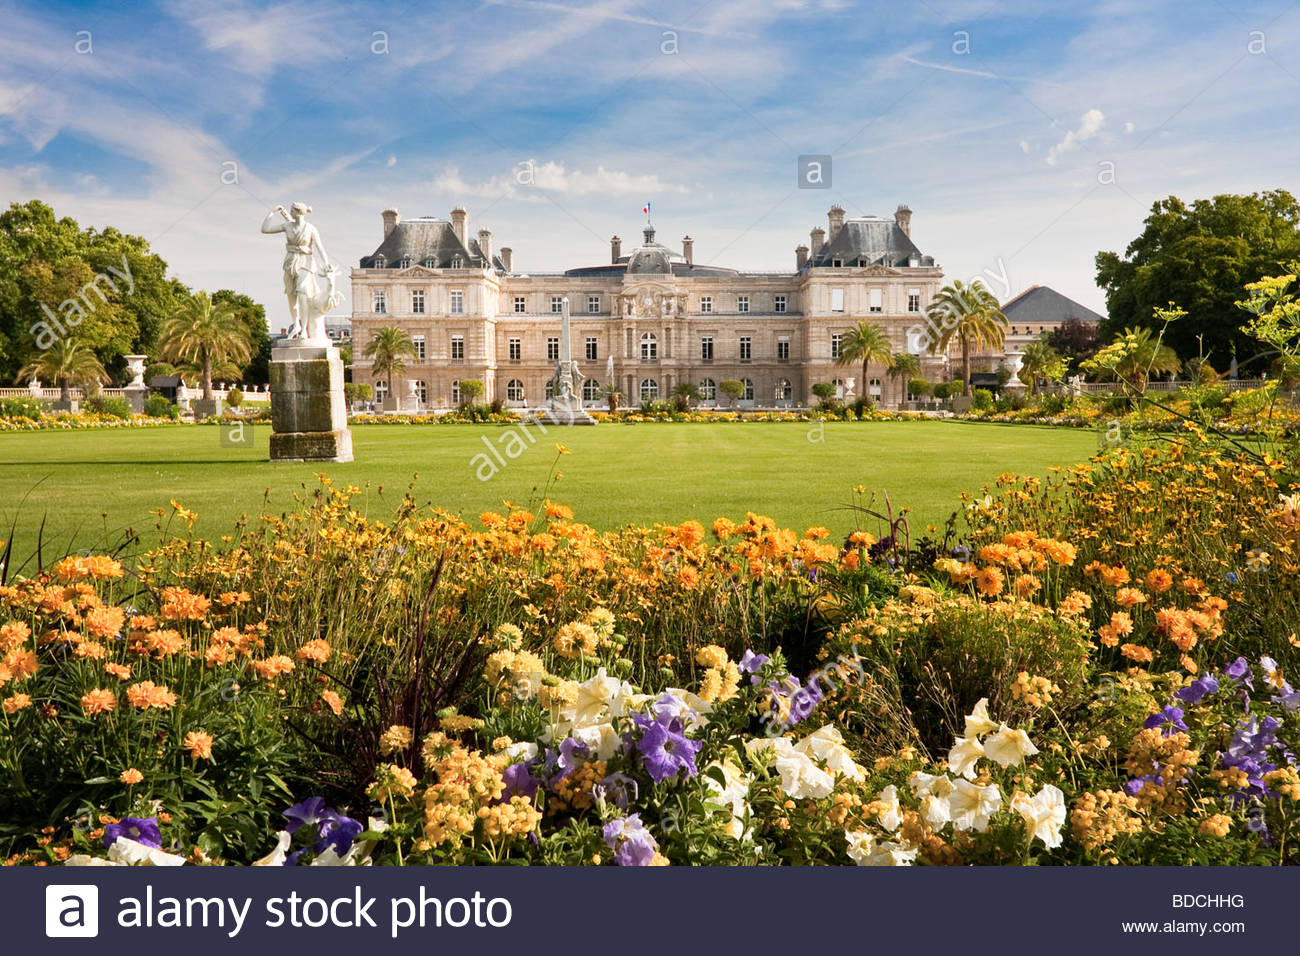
top-left (361, 218), bottom-right (502, 270)
top-left (810, 218), bottom-right (933, 268)
top-left (564, 222), bottom-right (741, 278)
top-left (1001, 285), bottom-right (1105, 324)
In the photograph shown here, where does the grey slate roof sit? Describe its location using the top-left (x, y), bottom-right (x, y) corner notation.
top-left (360, 218), bottom-right (502, 270)
top-left (1001, 285), bottom-right (1104, 325)
top-left (564, 224), bottom-right (740, 277)
top-left (810, 218), bottom-right (933, 268)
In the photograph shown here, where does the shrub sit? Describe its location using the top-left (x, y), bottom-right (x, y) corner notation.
top-left (226, 387), bottom-right (244, 408)
top-left (972, 388), bottom-right (994, 411)
top-left (344, 382), bottom-right (373, 406)
top-left (907, 377), bottom-right (932, 398)
top-left (85, 395), bottom-right (134, 419)
top-left (459, 379), bottom-right (485, 406)
top-left (1039, 393), bottom-right (1071, 415)
top-left (0, 397), bottom-right (43, 420)
top-left (144, 393), bottom-right (180, 419)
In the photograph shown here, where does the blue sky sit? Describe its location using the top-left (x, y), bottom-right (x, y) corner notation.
top-left (2, 0), bottom-right (1298, 329)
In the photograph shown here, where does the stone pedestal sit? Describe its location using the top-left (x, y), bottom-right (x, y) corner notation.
top-left (269, 343), bottom-right (353, 461)
top-left (192, 397), bottom-right (223, 418)
top-left (124, 384), bottom-right (148, 414)
top-left (542, 397), bottom-right (597, 426)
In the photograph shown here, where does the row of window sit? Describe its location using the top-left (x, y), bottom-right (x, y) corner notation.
top-left (371, 289), bottom-right (924, 317)
top-left (387, 376), bottom-right (903, 406)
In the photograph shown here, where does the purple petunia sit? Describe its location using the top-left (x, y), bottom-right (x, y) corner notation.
top-left (558, 736), bottom-right (589, 776)
top-left (633, 710), bottom-right (701, 783)
top-left (602, 814), bottom-right (659, 866)
top-left (1222, 657), bottom-right (1254, 688)
top-left (739, 650), bottom-right (770, 684)
top-left (1144, 705), bottom-right (1189, 737)
top-left (1174, 674), bottom-right (1219, 705)
top-left (593, 772), bottom-right (638, 812)
top-left (502, 761), bottom-right (541, 800)
top-left (103, 816), bottom-right (161, 849)
top-left (283, 797), bottom-right (363, 856)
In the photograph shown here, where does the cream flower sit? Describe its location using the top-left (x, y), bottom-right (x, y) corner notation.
top-left (106, 837), bottom-right (186, 867)
top-left (572, 668), bottom-right (634, 728)
top-left (873, 784), bottom-right (903, 832)
top-left (1014, 784), bottom-right (1066, 848)
top-left (947, 736), bottom-right (985, 779)
top-left (949, 779), bottom-right (1002, 832)
top-left (704, 759), bottom-right (753, 840)
top-left (910, 771), bottom-right (956, 829)
top-left (862, 840), bottom-right (918, 866)
top-left (571, 721), bottom-right (621, 761)
top-left (794, 724), bottom-right (866, 781)
top-left (253, 830), bottom-right (292, 866)
top-left (983, 723), bottom-right (1039, 767)
top-left (774, 750), bottom-right (836, 800)
top-left (845, 829), bottom-right (875, 865)
top-left (963, 697), bottom-right (999, 738)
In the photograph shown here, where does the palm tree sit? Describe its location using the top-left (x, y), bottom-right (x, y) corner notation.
top-left (158, 290), bottom-right (252, 401)
top-left (17, 338), bottom-right (107, 404)
top-left (836, 321), bottom-right (893, 401)
top-left (924, 280), bottom-right (1008, 395)
top-left (1084, 327), bottom-right (1181, 393)
top-left (362, 325), bottom-right (416, 399)
top-left (671, 381), bottom-right (700, 412)
top-left (599, 383), bottom-right (622, 414)
top-left (886, 351), bottom-right (921, 405)
top-left (1017, 340), bottom-right (1066, 396)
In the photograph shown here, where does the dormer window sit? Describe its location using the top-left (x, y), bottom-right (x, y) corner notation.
top-left (831, 258), bottom-right (843, 268)
top-left (399, 257), bottom-right (411, 269)
top-left (450, 256), bottom-right (463, 269)
top-left (423, 258), bottom-right (435, 268)
top-left (374, 255), bottom-right (386, 268)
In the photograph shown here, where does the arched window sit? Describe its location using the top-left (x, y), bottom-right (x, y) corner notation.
top-left (506, 379), bottom-right (525, 402)
top-left (640, 332), bottom-right (658, 361)
top-left (741, 378), bottom-right (754, 401)
top-left (869, 378), bottom-right (883, 399)
top-left (906, 328), bottom-right (925, 354)
top-left (582, 379), bottom-right (601, 401)
top-left (776, 378), bottom-right (792, 401)
top-left (451, 380), bottom-right (461, 405)
top-left (640, 378), bottom-right (659, 401)
top-left (698, 378), bottom-right (716, 401)
top-left (832, 378), bottom-right (845, 398)
top-left (545, 379), bottom-right (555, 400)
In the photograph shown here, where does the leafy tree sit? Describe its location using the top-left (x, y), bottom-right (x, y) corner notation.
top-left (363, 326), bottom-right (416, 399)
top-left (1046, 317), bottom-right (1101, 374)
top-left (1017, 339), bottom-right (1067, 395)
top-left (212, 290), bottom-right (269, 384)
top-left (836, 321), bottom-right (893, 399)
top-left (1095, 191), bottom-right (1300, 368)
top-left (17, 337), bottom-right (107, 404)
top-left (458, 378), bottom-right (484, 407)
top-left (159, 290), bottom-right (252, 401)
top-left (1082, 322), bottom-right (1182, 393)
top-left (924, 280), bottom-right (1008, 395)
top-left (719, 379), bottom-right (745, 406)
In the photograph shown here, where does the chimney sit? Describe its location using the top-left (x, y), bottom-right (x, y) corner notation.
top-left (382, 208), bottom-right (400, 238)
top-left (796, 244), bottom-right (809, 270)
top-left (610, 235), bottom-right (622, 264)
top-left (499, 246), bottom-right (513, 273)
top-left (810, 226), bottom-right (825, 254)
top-left (895, 204), bottom-right (912, 238)
top-left (477, 228), bottom-right (493, 265)
top-left (682, 235), bottom-right (694, 265)
top-left (450, 207), bottom-right (468, 245)
top-left (827, 204), bottom-right (846, 241)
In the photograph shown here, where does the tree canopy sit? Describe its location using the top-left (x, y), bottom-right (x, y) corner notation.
top-left (1095, 191), bottom-right (1300, 371)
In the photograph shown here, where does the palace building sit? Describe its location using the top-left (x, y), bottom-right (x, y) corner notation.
top-left (350, 204), bottom-right (977, 410)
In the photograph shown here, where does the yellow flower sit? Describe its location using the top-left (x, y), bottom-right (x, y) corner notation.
top-left (119, 768), bottom-right (144, 785)
top-left (379, 724), bottom-right (415, 756)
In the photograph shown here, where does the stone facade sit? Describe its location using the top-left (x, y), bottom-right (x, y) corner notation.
top-left (351, 205), bottom-right (971, 411)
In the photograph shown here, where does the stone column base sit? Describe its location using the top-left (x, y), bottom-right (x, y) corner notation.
top-left (269, 429), bottom-right (353, 462)
top-left (541, 401), bottom-right (598, 426)
top-left (270, 343), bottom-right (354, 462)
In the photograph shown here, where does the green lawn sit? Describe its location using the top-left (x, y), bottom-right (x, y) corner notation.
top-left (0, 421), bottom-right (1099, 565)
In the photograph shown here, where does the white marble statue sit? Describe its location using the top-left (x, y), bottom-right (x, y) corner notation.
top-left (260, 202), bottom-right (341, 344)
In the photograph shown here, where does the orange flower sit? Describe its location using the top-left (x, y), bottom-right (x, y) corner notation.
top-left (103, 662), bottom-right (131, 680)
top-left (1114, 588), bottom-right (1148, 608)
top-left (1145, 569), bottom-right (1174, 594)
top-left (251, 655), bottom-right (295, 680)
top-left (158, 587), bottom-right (210, 622)
top-left (848, 530), bottom-right (877, 548)
top-left (125, 680), bottom-right (177, 710)
top-left (183, 730), bottom-right (214, 760)
top-left (544, 500), bottom-right (574, 520)
top-left (321, 689), bottom-right (344, 716)
top-left (146, 629), bottom-right (187, 657)
top-left (1100, 565), bottom-right (1132, 588)
top-left (1120, 643), bottom-right (1154, 664)
top-left (84, 606), bottom-right (126, 639)
top-left (975, 566), bottom-right (1004, 597)
top-left (0, 620), bottom-right (31, 652)
top-left (119, 768), bottom-right (143, 785)
top-left (1014, 574), bottom-right (1042, 598)
top-left (2, 693), bottom-right (32, 715)
top-left (53, 555), bottom-right (124, 583)
top-left (296, 639), bottom-right (332, 663)
top-left (80, 689), bottom-right (116, 715)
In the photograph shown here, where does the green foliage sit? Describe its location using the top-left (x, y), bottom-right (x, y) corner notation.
top-left (159, 290), bottom-right (252, 401)
top-left (143, 393), bottom-right (179, 419)
top-left (1096, 191), bottom-right (1300, 365)
top-left (719, 379), bottom-right (746, 403)
top-left (362, 326), bottom-right (416, 393)
top-left (0, 397), bottom-right (42, 420)
top-left (906, 377), bottom-right (932, 398)
top-left (972, 388), bottom-right (994, 410)
top-left (225, 387), bottom-right (244, 408)
top-left (344, 382), bottom-right (373, 405)
top-left (458, 378), bottom-right (485, 405)
top-left (811, 381), bottom-right (837, 401)
top-left (84, 395), bottom-right (133, 419)
top-left (925, 280), bottom-right (1008, 395)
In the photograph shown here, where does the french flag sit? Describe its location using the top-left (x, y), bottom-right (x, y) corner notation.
top-left (642, 202), bottom-right (651, 215)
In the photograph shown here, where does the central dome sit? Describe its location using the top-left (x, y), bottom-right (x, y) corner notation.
top-left (626, 224), bottom-right (674, 274)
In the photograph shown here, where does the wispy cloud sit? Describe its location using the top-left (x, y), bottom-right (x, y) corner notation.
top-left (1046, 108), bottom-right (1106, 165)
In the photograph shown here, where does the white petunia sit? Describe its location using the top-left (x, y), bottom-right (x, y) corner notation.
top-left (910, 771), bottom-right (956, 829)
top-left (982, 724), bottom-right (1039, 768)
top-left (774, 750), bottom-right (836, 800)
top-left (844, 829), bottom-right (875, 865)
top-left (1014, 784), bottom-right (1066, 849)
top-left (106, 837), bottom-right (186, 867)
top-left (705, 759), bottom-right (754, 840)
top-left (571, 721), bottom-right (621, 761)
top-left (948, 779), bottom-right (1003, 832)
top-left (947, 736), bottom-right (985, 779)
top-left (252, 830), bottom-right (292, 866)
top-left (794, 724), bottom-right (866, 781)
top-left (573, 668), bottom-right (634, 727)
top-left (503, 740), bottom-right (540, 763)
top-left (862, 840), bottom-right (918, 866)
top-left (873, 784), bottom-right (903, 832)
top-left (963, 697), bottom-right (999, 738)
